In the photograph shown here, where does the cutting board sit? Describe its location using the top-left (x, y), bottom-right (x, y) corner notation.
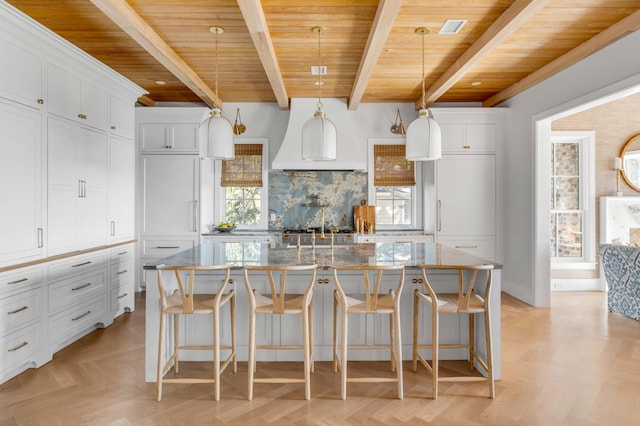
top-left (353, 205), bottom-right (375, 231)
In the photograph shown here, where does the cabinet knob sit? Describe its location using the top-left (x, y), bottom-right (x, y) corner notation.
top-left (318, 279), bottom-right (323, 284)
top-left (324, 279), bottom-right (329, 284)
top-left (164, 145), bottom-right (172, 149)
top-left (228, 279), bottom-right (235, 284)
top-left (418, 279), bottom-right (423, 283)
top-left (463, 145), bottom-right (471, 149)
top-left (36, 99), bottom-right (44, 104)
top-left (412, 278), bottom-right (417, 284)
top-left (111, 125), bottom-right (116, 130)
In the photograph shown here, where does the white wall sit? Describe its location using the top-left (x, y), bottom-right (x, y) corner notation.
top-left (501, 30), bottom-right (640, 306)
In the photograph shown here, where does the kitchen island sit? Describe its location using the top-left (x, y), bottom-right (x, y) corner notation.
top-left (143, 241), bottom-right (502, 382)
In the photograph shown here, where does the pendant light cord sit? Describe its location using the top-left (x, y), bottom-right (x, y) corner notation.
top-left (215, 29), bottom-right (219, 100)
top-left (317, 27), bottom-right (322, 110)
top-left (421, 29), bottom-right (426, 110)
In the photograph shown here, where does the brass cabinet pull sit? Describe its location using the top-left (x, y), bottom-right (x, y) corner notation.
top-left (156, 246), bottom-right (179, 249)
top-left (8, 277), bottom-right (28, 285)
top-left (117, 293), bottom-right (128, 299)
top-left (463, 145), bottom-right (471, 149)
top-left (38, 227), bottom-right (44, 248)
top-left (8, 306), bottom-right (28, 315)
top-left (71, 261), bottom-right (92, 268)
top-left (71, 283), bottom-right (91, 291)
top-left (412, 278), bottom-right (417, 284)
top-left (438, 200), bottom-right (442, 232)
top-left (8, 341), bottom-right (28, 352)
top-left (228, 279), bottom-right (235, 284)
top-left (455, 245), bottom-right (478, 249)
top-left (323, 279), bottom-right (329, 284)
top-left (110, 221), bottom-right (116, 236)
top-left (117, 270), bottom-right (128, 275)
top-left (36, 99), bottom-right (44, 104)
top-left (318, 279), bottom-right (323, 284)
top-left (117, 251), bottom-right (128, 256)
top-left (193, 200), bottom-right (198, 232)
top-left (111, 125), bottom-right (116, 130)
top-left (72, 311), bottom-right (91, 321)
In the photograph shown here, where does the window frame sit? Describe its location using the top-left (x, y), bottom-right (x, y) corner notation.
top-left (367, 138), bottom-right (422, 230)
top-left (550, 131), bottom-right (595, 268)
top-left (214, 138), bottom-right (269, 230)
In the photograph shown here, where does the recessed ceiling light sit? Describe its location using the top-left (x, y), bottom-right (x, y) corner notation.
top-left (314, 81), bottom-right (324, 86)
top-left (439, 19), bottom-right (467, 35)
top-left (155, 80), bottom-right (166, 85)
top-left (471, 81), bottom-right (482, 86)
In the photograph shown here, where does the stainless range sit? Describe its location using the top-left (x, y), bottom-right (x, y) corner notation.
top-left (280, 228), bottom-right (354, 247)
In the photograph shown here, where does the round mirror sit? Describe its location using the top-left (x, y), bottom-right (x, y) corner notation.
top-left (620, 133), bottom-right (640, 192)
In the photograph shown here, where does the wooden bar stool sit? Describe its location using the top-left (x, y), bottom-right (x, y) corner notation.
top-left (156, 264), bottom-right (236, 401)
top-left (243, 264), bottom-right (317, 400)
top-left (412, 264), bottom-right (494, 399)
top-left (330, 264), bottom-right (405, 400)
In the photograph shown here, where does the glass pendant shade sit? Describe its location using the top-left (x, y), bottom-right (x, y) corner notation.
top-left (201, 108), bottom-right (234, 160)
top-left (301, 109), bottom-right (337, 161)
top-left (405, 108), bottom-right (442, 161)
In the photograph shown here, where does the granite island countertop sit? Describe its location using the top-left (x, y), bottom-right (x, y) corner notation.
top-left (144, 240), bottom-right (502, 270)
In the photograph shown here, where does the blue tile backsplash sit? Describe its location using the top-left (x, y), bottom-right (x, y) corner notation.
top-left (268, 171), bottom-right (367, 231)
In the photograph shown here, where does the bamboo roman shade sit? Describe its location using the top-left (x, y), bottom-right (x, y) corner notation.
top-left (373, 145), bottom-right (415, 186)
top-left (221, 144), bottom-right (263, 187)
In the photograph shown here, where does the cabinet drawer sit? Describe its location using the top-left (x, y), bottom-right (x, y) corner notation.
top-left (0, 288), bottom-right (42, 337)
top-left (48, 295), bottom-right (107, 346)
top-left (110, 245), bottom-right (135, 263)
top-left (0, 266), bottom-right (43, 296)
top-left (438, 237), bottom-right (495, 260)
top-left (49, 270), bottom-right (107, 314)
top-left (48, 251), bottom-right (108, 282)
top-left (110, 259), bottom-right (134, 288)
top-left (110, 284), bottom-right (134, 317)
top-left (0, 323), bottom-right (41, 373)
top-left (141, 239), bottom-right (195, 258)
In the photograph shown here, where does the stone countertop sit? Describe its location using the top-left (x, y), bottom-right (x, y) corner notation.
top-left (145, 241), bottom-right (502, 270)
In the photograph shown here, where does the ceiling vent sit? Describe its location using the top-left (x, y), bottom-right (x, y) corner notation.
top-left (439, 19), bottom-right (467, 35)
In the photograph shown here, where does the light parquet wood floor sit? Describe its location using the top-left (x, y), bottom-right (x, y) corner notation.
top-left (2, 291), bottom-right (640, 425)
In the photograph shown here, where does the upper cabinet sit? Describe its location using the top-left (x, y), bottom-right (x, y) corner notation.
top-left (137, 107), bottom-right (209, 154)
top-left (0, 36), bottom-right (42, 109)
top-left (109, 95), bottom-right (135, 140)
top-left (439, 123), bottom-right (496, 153)
top-left (46, 63), bottom-right (108, 131)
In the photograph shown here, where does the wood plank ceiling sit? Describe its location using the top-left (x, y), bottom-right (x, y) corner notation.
top-left (7, 0), bottom-right (640, 110)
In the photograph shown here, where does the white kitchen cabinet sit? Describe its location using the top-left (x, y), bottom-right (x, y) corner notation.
top-left (109, 95), bottom-right (135, 139)
top-left (109, 244), bottom-right (135, 317)
top-left (0, 264), bottom-right (45, 384)
top-left (108, 136), bottom-right (135, 242)
top-left (355, 234), bottom-right (434, 243)
top-left (136, 107), bottom-right (208, 153)
top-left (0, 99), bottom-right (44, 267)
top-left (0, 35), bottom-right (43, 109)
top-left (440, 123), bottom-right (496, 153)
top-left (140, 155), bottom-right (200, 236)
top-left (437, 154), bottom-right (496, 260)
top-left (48, 117), bottom-right (107, 255)
top-left (46, 62), bottom-right (107, 130)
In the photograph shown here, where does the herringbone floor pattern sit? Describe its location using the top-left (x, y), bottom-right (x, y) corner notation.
top-left (2, 291), bottom-right (640, 425)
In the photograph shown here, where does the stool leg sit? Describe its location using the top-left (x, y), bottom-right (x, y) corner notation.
top-left (394, 308), bottom-right (403, 400)
top-left (173, 314), bottom-right (179, 373)
top-left (432, 306), bottom-right (439, 400)
top-left (248, 309), bottom-right (256, 400)
top-left (333, 290), bottom-right (338, 373)
top-left (340, 310), bottom-right (348, 400)
top-left (156, 311), bottom-right (166, 401)
top-left (389, 312), bottom-right (395, 372)
top-left (469, 312), bottom-right (475, 372)
top-left (231, 292), bottom-right (237, 373)
top-left (303, 305), bottom-right (311, 401)
top-left (412, 290), bottom-right (419, 372)
top-left (214, 308), bottom-right (221, 401)
top-left (484, 308), bottom-right (495, 398)
top-left (309, 300), bottom-right (314, 374)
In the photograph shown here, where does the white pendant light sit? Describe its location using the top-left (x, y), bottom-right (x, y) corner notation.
top-left (302, 26), bottom-right (337, 161)
top-left (200, 26), bottom-right (234, 160)
top-left (405, 27), bottom-right (441, 162)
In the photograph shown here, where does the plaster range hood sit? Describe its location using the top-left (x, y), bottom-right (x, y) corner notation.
top-left (271, 98), bottom-right (366, 170)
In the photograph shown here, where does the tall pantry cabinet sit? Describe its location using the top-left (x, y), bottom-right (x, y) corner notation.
top-left (432, 109), bottom-right (506, 262)
top-left (136, 108), bottom-right (209, 290)
top-left (0, 3), bottom-right (144, 385)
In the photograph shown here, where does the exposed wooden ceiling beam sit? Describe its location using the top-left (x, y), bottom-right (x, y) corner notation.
top-left (484, 9), bottom-right (640, 107)
top-left (418, 0), bottom-right (549, 109)
top-left (348, 0), bottom-right (403, 111)
top-left (237, 0), bottom-right (289, 110)
top-left (136, 95), bottom-right (156, 107)
top-left (89, 0), bottom-right (221, 108)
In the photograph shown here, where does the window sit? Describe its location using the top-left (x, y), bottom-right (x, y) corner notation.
top-left (368, 139), bottom-right (421, 229)
top-left (550, 132), bottom-right (595, 265)
top-left (215, 139), bottom-right (268, 229)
